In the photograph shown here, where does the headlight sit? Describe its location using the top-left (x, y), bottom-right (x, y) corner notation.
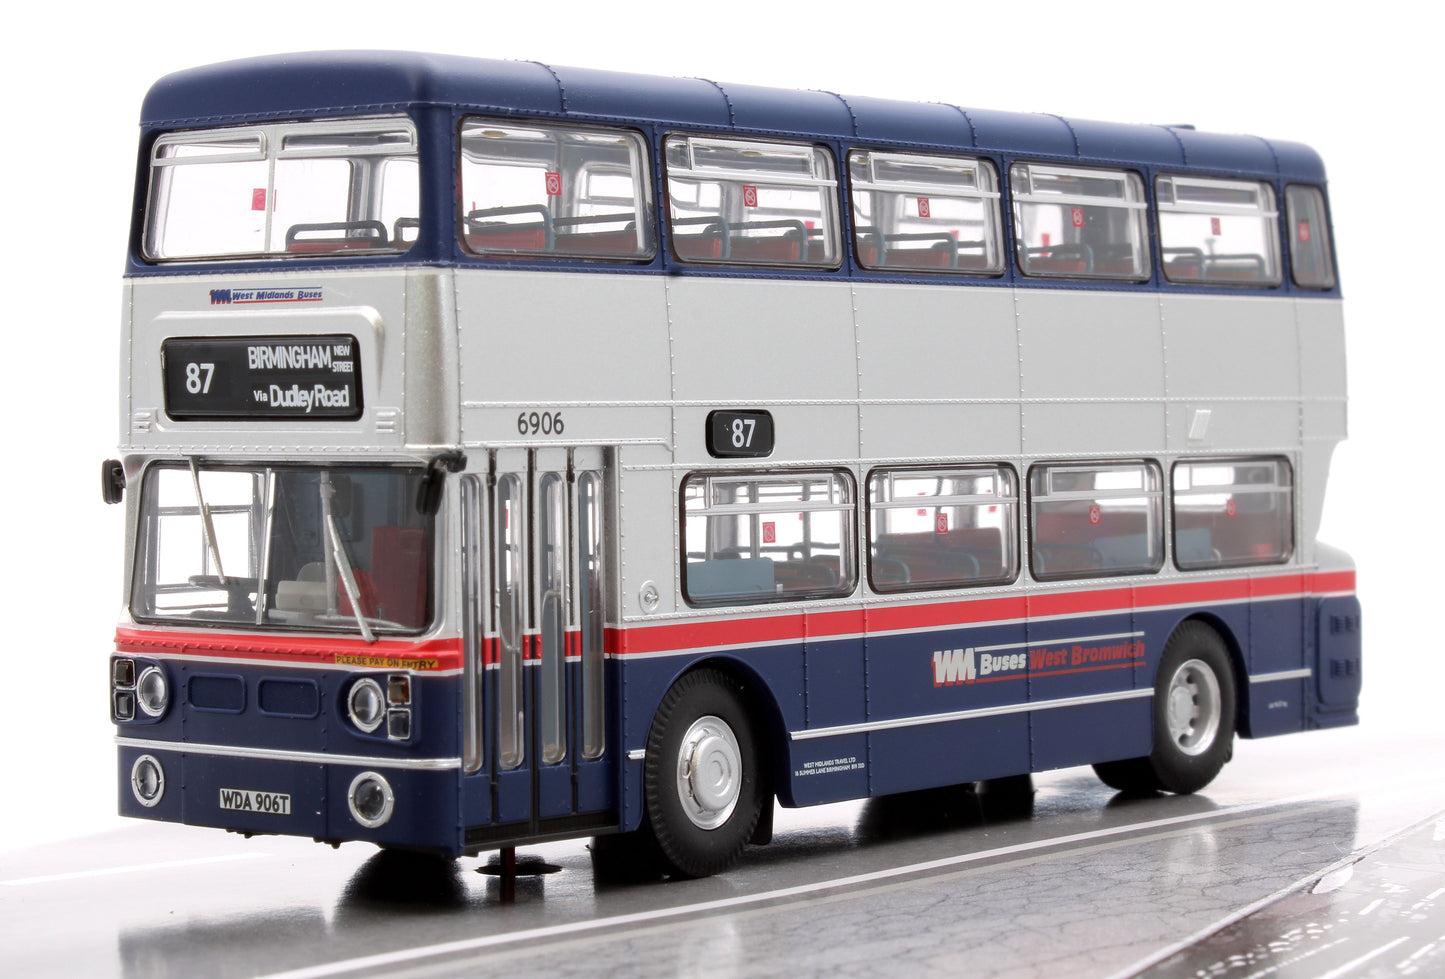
top-left (131, 755), bottom-right (165, 807)
top-left (348, 771), bottom-right (394, 827)
top-left (347, 678), bottom-right (386, 733)
top-left (136, 666), bottom-right (169, 717)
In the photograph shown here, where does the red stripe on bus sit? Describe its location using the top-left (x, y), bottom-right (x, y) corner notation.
top-left (608, 570), bottom-right (1355, 656)
top-left (114, 571), bottom-right (1354, 668)
top-left (114, 628), bottom-right (464, 672)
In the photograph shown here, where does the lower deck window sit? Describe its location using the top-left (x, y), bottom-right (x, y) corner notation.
top-left (1030, 463), bottom-right (1163, 579)
top-left (683, 471), bottom-right (855, 604)
top-left (1173, 458), bottom-right (1293, 569)
top-left (868, 466), bottom-right (1017, 591)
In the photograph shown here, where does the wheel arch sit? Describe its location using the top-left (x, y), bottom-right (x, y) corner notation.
top-left (1162, 612), bottom-right (1249, 737)
top-left (658, 654), bottom-right (789, 804)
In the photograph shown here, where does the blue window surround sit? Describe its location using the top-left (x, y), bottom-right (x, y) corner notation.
top-left (128, 52), bottom-right (1340, 299)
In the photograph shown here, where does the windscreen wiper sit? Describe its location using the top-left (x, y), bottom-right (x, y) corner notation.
top-left (189, 459), bottom-right (227, 585)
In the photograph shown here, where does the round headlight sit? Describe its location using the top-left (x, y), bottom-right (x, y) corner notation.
top-left (348, 771), bottom-right (394, 828)
top-left (131, 755), bottom-right (165, 807)
top-left (348, 678), bottom-right (386, 733)
top-left (136, 666), bottom-right (169, 717)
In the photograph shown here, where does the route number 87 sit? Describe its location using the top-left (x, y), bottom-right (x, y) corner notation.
top-left (706, 410), bottom-right (774, 458)
top-left (185, 362), bottom-right (215, 395)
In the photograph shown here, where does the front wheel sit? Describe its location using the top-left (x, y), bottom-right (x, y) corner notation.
top-left (1094, 621), bottom-right (1236, 795)
top-left (643, 668), bottom-right (765, 878)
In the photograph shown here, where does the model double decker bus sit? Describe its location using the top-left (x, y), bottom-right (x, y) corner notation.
top-left (106, 52), bottom-right (1361, 878)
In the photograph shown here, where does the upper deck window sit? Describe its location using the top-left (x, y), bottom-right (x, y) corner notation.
top-left (1284, 185), bottom-right (1336, 289)
top-left (1011, 164), bottom-right (1149, 280)
top-left (144, 119), bottom-right (418, 262)
top-left (849, 151), bottom-right (1004, 274)
top-left (665, 135), bottom-right (841, 268)
top-left (1157, 175), bottom-right (1281, 285)
top-left (459, 121), bottom-right (655, 261)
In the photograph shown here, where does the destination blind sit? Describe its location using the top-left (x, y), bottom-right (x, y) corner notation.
top-left (162, 335), bottom-right (363, 420)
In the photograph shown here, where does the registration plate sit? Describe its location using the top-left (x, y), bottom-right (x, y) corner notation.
top-left (218, 787), bottom-right (292, 816)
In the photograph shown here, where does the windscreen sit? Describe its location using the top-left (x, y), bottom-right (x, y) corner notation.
top-left (131, 464), bottom-right (434, 634)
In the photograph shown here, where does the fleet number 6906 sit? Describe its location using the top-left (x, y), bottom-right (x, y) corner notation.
top-left (517, 411), bottom-right (564, 435)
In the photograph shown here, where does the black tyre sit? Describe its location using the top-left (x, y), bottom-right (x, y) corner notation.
top-left (1093, 621), bottom-right (1236, 795)
top-left (643, 668), bottom-right (765, 878)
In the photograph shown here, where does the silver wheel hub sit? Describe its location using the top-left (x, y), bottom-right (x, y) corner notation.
top-left (1166, 658), bottom-right (1222, 756)
top-left (676, 715), bottom-right (741, 829)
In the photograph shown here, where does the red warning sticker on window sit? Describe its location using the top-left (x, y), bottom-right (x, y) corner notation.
top-left (1088, 505), bottom-right (1102, 526)
top-left (742, 185), bottom-right (759, 208)
top-left (1071, 207), bottom-right (1085, 229)
top-left (1297, 221), bottom-right (1311, 243)
top-left (917, 197), bottom-right (931, 218)
top-left (1211, 216), bottom-right (1222, 236)
top-left (762, 521), bottom-right (776, 543)
top-left (935, 513), bottom-right (949, 534)
top-left (545, 171), bottom-right (562, 196)
top-left (1225, 498), bottom-right (1237, 518)
top-left (251, 188), bottom-right (267, 212)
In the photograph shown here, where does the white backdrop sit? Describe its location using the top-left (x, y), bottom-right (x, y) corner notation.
top-left (3, 0), bottom-right (1437, 852)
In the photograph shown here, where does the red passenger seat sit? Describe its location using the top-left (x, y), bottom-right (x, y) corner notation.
top-left (1026, 257), bottom-right (1089, 275)
top-left (370, 526), bottom-right (427, 627)
top-left (728, 236), bottom-right (801, 263)
top-left (466, 227), bottom-right (547, 252)
top-left (555, 230), bottom-right (641, 257)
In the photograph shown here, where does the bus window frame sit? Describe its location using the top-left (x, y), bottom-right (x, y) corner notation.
top-left (1027, 460), bottom-right (1165, 582)
top-left (1009, 162), bottom-right (1151, 283)
top-left (663, 133), bottom-right (844, 272)
top-left (865, 464), bottom-right (1020, 593)
top-left (143, 117), bottom-right (420, 264)
top-left (679, 468), bottom-right (857, 607)
top-left (1155, 173), bottom-right (1283, 287)
top-left (1170, 456), bottom-right (1295, 571)
top-left (1283, 184), bottom-right (1337, 290)
top-left (456, 117), bottom-right (657, 264)
top-left (128, 460), bottom-right (439, 637)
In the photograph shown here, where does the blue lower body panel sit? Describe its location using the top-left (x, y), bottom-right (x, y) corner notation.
top-left (118, 746), bottom-right (463, 854)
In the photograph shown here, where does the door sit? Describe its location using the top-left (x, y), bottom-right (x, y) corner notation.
top-left (478, 447), bottom-right (615, 836)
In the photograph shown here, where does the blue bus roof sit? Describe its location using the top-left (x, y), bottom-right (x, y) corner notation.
top-left (140, 51), bottom-right (1326, 182)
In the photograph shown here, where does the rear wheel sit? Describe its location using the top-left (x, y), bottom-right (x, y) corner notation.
top-left (643, 668), bottom-right (765, 878)
top-left (1094, 621), bottom-right (1236, 795)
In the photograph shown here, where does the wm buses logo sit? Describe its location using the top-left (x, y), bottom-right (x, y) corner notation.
top-left (933, 637), bottom-right (1146, 687)
top-left (932, 647), bottom-right (1026, 686)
